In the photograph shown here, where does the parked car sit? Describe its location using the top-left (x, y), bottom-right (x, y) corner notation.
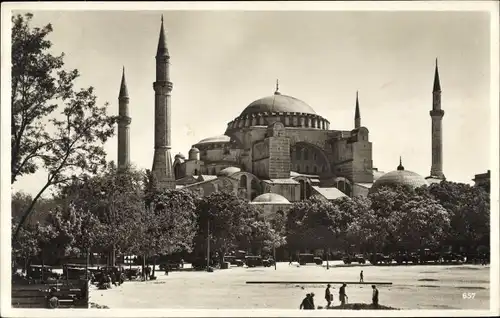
top-left (369, 253), bottom-right (393, 265)
top-left (441, 252), bottom-right (464, 264)
top-left (262, 257), bottom-right (275, 267)
top-left (418, 249), bottom-right (441, 264)
top-left (26, 265), bottom-right (60, 281)
top-left (62, 264), bottom-right (92, 280)
top-left (342, 254), bottom-right (366, 264)
top-left (393, 252), bottom-right (418, 265)
top-left (298, 253), bottom-right (318, 265)
top-left (245, 256), bottom-right (264, 267)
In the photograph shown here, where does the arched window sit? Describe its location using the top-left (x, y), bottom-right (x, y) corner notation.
top-left (296, 150), bottom-right (301, 160)
top-left (304, 149), bottom-right (308, 160)
top-left (240, 175), bottom-right (247, 188)
top-left (313, 166), bottom-right (317, 173)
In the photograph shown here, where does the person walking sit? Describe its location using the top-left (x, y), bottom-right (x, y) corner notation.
top-left (325, 284), bottom-right (333, 308)
top-left (360, 270), bottom-right (364, 282)
top-left (300, 293), bottom-right (315, 309)
top-left (339, 283), bottom-right (348, 307)
top-left (372, 285), bottom-right (379, 308)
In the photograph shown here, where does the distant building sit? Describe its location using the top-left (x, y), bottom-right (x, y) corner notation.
top-left (116, 17), bottom-right (449, 214)
top-left (473, 170), bottom-right (490, 192)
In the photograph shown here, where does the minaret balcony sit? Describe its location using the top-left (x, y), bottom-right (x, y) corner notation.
top-left (430, 109), bottom-right (445, 117)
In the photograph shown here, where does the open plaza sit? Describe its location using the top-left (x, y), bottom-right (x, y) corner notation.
top-left (90, 261), bottom-right (490, 310)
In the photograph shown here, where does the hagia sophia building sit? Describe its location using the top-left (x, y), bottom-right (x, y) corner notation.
top-left (116, 17), bottom-right (446, 215)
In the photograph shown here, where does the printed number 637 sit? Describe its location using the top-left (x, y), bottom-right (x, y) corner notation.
top-left (462, 292), bottom-right (476, 299)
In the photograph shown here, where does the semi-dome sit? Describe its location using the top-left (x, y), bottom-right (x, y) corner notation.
top-left (251, 193), bottom-right (291, 204)
top-left (371, 158), bottom-right (428, 192)
top-left (240, 94), bottom-right (316, 117)
top-left (196, 135), bottom-right (230, 145)
top-left (217, 167), bottom-right (241, 177)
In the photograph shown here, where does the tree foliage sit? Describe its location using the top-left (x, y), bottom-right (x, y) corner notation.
top-left (11, 13), bottom-right (117, 240)
top-left (139, 189), bottom-right (198, 258)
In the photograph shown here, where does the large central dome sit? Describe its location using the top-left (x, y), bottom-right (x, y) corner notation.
top-left (240, 94), bottom-right (316, 117)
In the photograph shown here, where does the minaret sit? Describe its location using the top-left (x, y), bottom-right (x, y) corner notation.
top-left (354, 91), bottom-right (361, 129)
top-left (151, 15), bottom-right (175, 189)
top-left (429, 59), bottom-right (445, 179)
top-left (118, 66), bottom-right (131, 170)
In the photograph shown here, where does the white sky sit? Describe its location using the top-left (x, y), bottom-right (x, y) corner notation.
top-left (8, 9), bottom-right (492, 196)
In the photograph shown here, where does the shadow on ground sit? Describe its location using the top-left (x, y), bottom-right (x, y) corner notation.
top-left (318, 303), bottom-right (398, 310)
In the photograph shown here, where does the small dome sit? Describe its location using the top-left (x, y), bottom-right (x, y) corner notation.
top-left (196, 135), bottom-right (231, 145)
top-left (371, 159), bottom-right (428, 192)
top-left (217, 167), bottom-right (241, 177)
top-left (240, 94), bottom-right (316, 117)
top-left (189, 147), bottom-right (200, 154)
top-left (252, 193), bottom-right (291, 204)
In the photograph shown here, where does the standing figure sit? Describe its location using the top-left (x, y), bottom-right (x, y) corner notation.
top-left (325, 284), bottom-right (333, 308)
top-left (372, 285), bottom-right (379, 308)
top-left (360, 270), bottom-right (364, 282)
top-left (339, 283), bottom-right (348, 307)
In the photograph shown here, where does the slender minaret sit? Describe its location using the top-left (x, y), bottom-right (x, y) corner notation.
top-left (151, 15), bottom-right (175, 189)
top-left (118, 66), bottom-right (131, 170)
top-left (354, 91), bottom-right (361, 129)
top-left (429, 59), bottom-right (445, 179)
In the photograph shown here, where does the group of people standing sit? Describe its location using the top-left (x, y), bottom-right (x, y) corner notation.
top-left (300, 280), bottom-right (379, 309)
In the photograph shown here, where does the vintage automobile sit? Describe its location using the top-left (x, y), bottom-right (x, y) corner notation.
top-left (262, 257), bottom-right (276, 267)
top-left (369, 253), bottom-right (393, 265)
top-left (62, 264), bottom-right (92, 280)
top-left (159, 261), bottom-right (182, 271)
top-left (393, 252), bottom-right (419, 265)
top-left (245, 255), bottom-right (264, 268)
top-left (342, 254), bottom-right (366, 265)
top-left (26, 265), bottom-right (60, 281)
top-left (418, 249), bottom-right (441, 264)
top-left (223, 255), bottom-right (244, 267)
top-left (298, 253), bottom-right (321, 265)
top-left (441, 252), bottom-right (465, 264)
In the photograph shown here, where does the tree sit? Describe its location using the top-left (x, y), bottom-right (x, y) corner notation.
top-left (58, 163), bottom-right (146, 265)
top-left (391, 197), bottom-right (450, 251)
top-left (139, 189), bottom-right (198, 277)
top-left (45, 205), bottom-right (104, 261)
top-left (195, 192), bottom-right (262, 264)
top-left (286, 198), bottom-right (346, 254)
top-left (11, 13), bottom-right (117, 239)
top-left (334, 196), bottom-right (375, 253)
top-left (11, 221), bottom-right (41, 272)
top-left (427, 181), bottom-right (490, 255)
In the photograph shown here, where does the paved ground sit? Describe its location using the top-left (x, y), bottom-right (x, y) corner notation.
top-left (89, 261), bottom-right (489, 310)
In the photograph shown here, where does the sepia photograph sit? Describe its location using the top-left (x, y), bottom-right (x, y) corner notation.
top-left (1, 1), bottom-right (498, 317)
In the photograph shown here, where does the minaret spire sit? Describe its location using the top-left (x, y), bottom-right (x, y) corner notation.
top-left (152, 15), bottom-right (175, 189)
top-left (354, 91), bottom-right (361, 129)
top-left (428, 58), bottom-right (445, 180)
top-left (433, 58), bottom-right (441, 93)
top-left (157, 14), bottom-right (169, 57)
top-left (119, 66), bottom-right (129, 98)
top-left (118, 66), bottom-right (131, 170)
